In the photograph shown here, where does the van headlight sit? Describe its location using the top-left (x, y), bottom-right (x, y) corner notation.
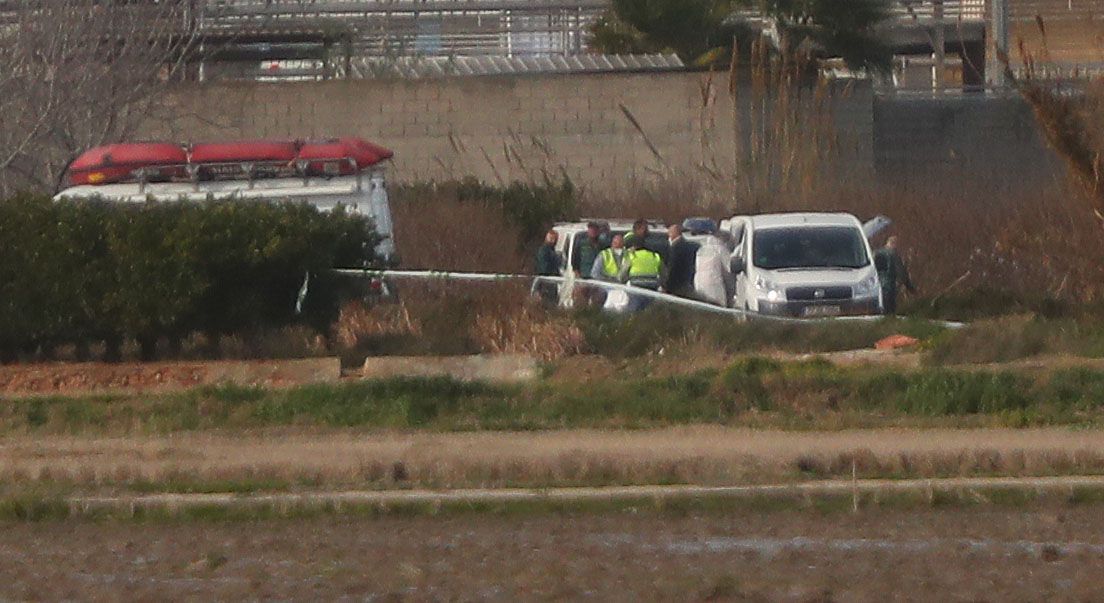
top-left (854, 274), bottom-right (880, 297)
top-left (754, 276), bottom-right (785, 302)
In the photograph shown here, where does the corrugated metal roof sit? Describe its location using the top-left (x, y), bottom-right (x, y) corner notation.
top-left (348, 53), bottom-right (685, 79)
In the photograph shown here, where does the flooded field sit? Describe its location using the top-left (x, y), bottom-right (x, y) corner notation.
top-left (4, 505), bottom-right (1103, 601)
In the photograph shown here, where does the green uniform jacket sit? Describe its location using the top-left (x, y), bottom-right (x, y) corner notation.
top-left (535, 244), bottom-right (562, 276)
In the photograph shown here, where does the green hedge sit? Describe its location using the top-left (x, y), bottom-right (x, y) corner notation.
top-left (0, 195), bottom-right (381, 361)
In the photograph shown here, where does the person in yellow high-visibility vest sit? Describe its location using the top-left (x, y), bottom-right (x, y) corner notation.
top-left (619, 238), bottom-right (663, 311)
top-left (587, 233), bottom-right (626, 307)
top-left (590, 234), bottom-right (627, 282)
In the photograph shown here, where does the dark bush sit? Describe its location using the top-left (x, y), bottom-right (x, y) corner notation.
top-left (453, 175), bottom-right (578, 246)
top-left (0, 195), bottom-right (380, 361)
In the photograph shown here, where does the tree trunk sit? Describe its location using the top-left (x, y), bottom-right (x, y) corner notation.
top-left (104, 335), bottom-right (123, 363)
top-left (138, 335), bottom-right (158, 362)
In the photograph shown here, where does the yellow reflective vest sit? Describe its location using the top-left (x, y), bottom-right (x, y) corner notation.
top-left (597, 248), bottom-right (624, 278)
top-left (627, 248), bottom-right (662, 278)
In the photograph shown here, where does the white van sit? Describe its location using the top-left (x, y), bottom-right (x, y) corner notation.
top-left (724, 213), bottom-right (882, 317)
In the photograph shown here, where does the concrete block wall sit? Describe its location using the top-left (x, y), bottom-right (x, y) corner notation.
top-left (872, 94), bottom-right (1060, 194)
top-left (143, 72), bottom-right (875, 191)
top-left (142, 72), bottom-right (1058, 195)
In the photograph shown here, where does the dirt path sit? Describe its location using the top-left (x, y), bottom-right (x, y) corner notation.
top-left (5, 505), bottom-right (1104, 601)
top-left (7, 427), bottom-right (1104, 494)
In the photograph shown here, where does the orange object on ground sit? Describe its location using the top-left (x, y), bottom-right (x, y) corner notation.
top-left (875, 334), bottom-right (920, 350)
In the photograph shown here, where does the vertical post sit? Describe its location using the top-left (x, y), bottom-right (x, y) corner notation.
top-left (322, 39), bottom-right (333, 80)
top-left (932, 0), bottom-right (946, 92)
top-left (344, 35), bottom-right (353, 80)
top-left (988, 0), bottom-right (1009, 88)
top-left (195, 0), bottom-right (206, 83)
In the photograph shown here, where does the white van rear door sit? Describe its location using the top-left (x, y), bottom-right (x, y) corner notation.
top-left (863, 215), bottom-right (892, 240)
top-left (367, 172), bottom-right (395, 261)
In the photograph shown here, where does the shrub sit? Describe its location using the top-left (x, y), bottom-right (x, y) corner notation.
top-left (0, 195), bottom-right (380, 361)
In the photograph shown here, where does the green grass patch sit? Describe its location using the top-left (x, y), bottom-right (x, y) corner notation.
top-left (8, 361), bottom-right (1104, 435)
top-left (927, 315), bottom-right (1104, 365)
top-left (577, 306), bottom-right (945, 359)
top-left (7, 484), bottom-right (1104, 523)
top-left (0, 493), bottom-right (71, 522)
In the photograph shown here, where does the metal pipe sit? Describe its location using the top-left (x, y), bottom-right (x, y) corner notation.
top-left (988, 0), bottom-right (1009, 88)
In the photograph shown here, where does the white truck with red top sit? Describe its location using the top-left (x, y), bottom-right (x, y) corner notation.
top-left (53, 138), bottom-right (397, 262)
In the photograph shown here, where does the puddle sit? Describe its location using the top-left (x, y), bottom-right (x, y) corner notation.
top-left (591, 533), bottom-right (1104, 558)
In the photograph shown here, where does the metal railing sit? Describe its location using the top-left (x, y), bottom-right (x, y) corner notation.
top-left (1010, 0), bottom-right (1104, 19)
top-left (890, 0), bottom-right (987, 21)
top-left (202, 0), bottom-right (609, 17)
top-left (193, 0), bottom-right (607, 59)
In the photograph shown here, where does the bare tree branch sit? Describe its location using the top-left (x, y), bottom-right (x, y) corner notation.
top-left (0, 0), bottom-right (199, 195)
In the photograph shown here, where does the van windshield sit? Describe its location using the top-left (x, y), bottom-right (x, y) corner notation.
top-left (752, 226), bottom-right (869, 270)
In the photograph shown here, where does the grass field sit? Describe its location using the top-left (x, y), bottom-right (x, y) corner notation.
top-left (8, 357), bottom-right (1104, 436)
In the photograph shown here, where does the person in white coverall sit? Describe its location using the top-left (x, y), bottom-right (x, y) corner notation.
top-left (694, 233), bottom-right (734, 307)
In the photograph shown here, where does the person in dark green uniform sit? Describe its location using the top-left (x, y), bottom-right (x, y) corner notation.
top-left (572, 222), bottom-right (606, 279)
top-left (874, 236), bottom-right (916, 315)
top-left (535, 229), bottom-right (563, 304)
top-left (623, 218), bottom-right (649, 250)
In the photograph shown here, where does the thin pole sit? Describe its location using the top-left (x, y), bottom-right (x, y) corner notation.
top-left (932, 1), bottom-right (945, 92)
top-left (988, 0), bottom-right (1009, 88)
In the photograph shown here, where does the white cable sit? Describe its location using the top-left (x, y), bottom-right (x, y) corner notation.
top-left (332, 268), bottom-right (965, 328)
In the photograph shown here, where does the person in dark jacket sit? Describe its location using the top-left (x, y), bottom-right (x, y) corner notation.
top-left (535, 229), bottom-right (562, 275)
top-left (623, 218), bottom-right (649, 249)
top-left (571, 222), bottom-right (606, 278)
top-left (874, 236), bottom-right (916, 315)
top-left (662, 224), bottom-right (698, 297)
top-left (535, 229), bottom-right (562, 304)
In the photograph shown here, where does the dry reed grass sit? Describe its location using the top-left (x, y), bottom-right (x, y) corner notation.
top-left (5, 427), bottom-right (1104, 494)
top-left (472, 304), bottom-right (585, 361)
top-left (334, 302), bottom-right (420, 350)
top-left (989, 25), bottom-right (1104, 303)
top-left (390, 189), bottom-right (528, 273)
top-left (334, 281), bottom-right (583, 360)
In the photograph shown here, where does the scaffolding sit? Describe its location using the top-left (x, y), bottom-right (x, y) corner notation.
top-left (199, 0), bottom-right (607, 59)
top-left (4, 0), bottom-right (1101, 82)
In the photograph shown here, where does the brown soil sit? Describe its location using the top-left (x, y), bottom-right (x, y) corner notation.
top-left (3, 505), bottom-right (1103, 601)
top-left (0, 358), bottom-right (339, 397)
top-left (544, 354), bottom-right (620, 383)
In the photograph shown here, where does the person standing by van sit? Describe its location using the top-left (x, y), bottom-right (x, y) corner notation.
top-left (591, 234), bottom-right (627, 281)
top-left (620, 239), bottom-right (663, 288)
top-left (875, 236), bottom-right (916, 315)
top-left (695, 232), bottom-right (734, 307)
top-left (663, 224), bottom-right (698, 297)
top-left (536, 230), bottom-right (562, 276)
top-left (619, 237), bottom-right (663, 311)
top-left (623, 218), bottom-right (649, 249)
top-left (535, 229), bottom-right (562, 304)
top-left (572, 222), bottom-right (606, 279)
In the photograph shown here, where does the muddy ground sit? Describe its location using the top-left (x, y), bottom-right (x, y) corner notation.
top-left (3, 505), bottom-right (1104, 601)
